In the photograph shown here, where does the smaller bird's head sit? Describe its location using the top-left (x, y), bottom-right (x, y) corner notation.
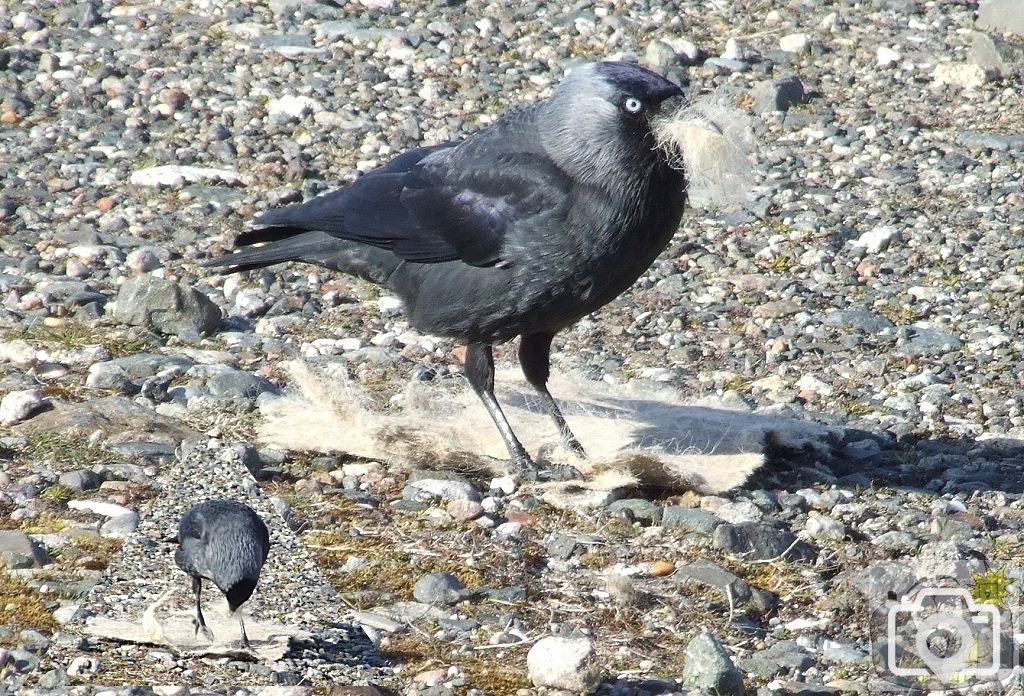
top-left (540, 61), bottom-right (684, 188)
top-left (224, 577), bottom-right (259, 612)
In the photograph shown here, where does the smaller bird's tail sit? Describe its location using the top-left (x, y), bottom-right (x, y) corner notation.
top-left (203, 228), bottom-right (402, 286)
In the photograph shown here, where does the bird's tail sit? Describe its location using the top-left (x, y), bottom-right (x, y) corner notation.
top-left (203, 228), bottom-right (402, 286)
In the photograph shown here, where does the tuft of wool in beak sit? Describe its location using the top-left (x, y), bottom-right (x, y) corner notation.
top-left (653, 97), bottom-right (756, 209)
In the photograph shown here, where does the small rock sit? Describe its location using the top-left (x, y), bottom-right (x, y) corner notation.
top-left (933, 62), bottom-right (993, 88)
top-left (412, 572), bottom-right (471, 605)
top-left (113, 276), bottom-right (221, 337)
top-left (546, 533), bottom-right (579, 560)
top-left (849, 225), bottom-right (897, 253)
top-left (804, 514), bottom-right (846, 541)
top-left (58, 469), bottom-right (102, 492)
top-left (682, 632), bottom-right (744, 695)
top-left (779, 33), bottom-right (810, 53)
top-left (129, 165), bottom-right (241, 187)
top-left (10, 646), bottom-right (41, 673)
top-left (0, 389), bottom-right (44, 425)
top-left (407, 476), bottom-right (480, 502)
top-left (446, 498), bottom-right (483, 521)
top-left (712, 522), bottom-right (816, 562)
top-left (100, 512), bottom-right (140, 538)
top-left (267, 95), bottom-right (322, 119)
top-left (876, 46), bottom-right (901, 67)
top-left (0, 530), bottom-right (50, 569)
top-left (67, 656), bottom-right (100, 677)
top-left (526, 635), bottom-right (601, 692)
top-left (661, 506), bottom-right (723, 534)
top-left (751, 75), bottom-right (805, 113)
top-left (649, 560), bottom-right (675, 577)
top-left (607, 498), bottom-right (662, 525)
top-left (976, 0), bottom-right (1024, 35)
top-left (737, 640), bottom-right (815, 679)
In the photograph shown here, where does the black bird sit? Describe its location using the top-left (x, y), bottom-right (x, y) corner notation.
top-left (174, 499), bottom-right (270, 648)
top-left (206, 61), bottom-right (687, 476)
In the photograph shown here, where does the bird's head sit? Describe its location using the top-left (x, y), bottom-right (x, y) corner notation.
top-left (224, 577), bottom-right (259, 612)
top-left (539, 61), bottom-right (684, 188)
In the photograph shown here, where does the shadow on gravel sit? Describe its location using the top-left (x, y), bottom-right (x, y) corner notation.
top-left (745, 421), bottom-right (1024, 496)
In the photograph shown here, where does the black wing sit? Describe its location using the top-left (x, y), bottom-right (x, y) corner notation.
top-left (244, 142), bottom-right (572, 268)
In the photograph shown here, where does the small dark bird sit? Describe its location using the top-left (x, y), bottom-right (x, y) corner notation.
top-left (206, 61), bottom-right (687, 477)
top-left (174, 499), bottom-right (270, 648)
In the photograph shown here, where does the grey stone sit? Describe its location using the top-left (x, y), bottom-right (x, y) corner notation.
top-left (969, 32), bottom-right (1024, 76)
top-left (112, 275), bottom-right (222, 337)
top-left (823, 310), bottom-right (895, 334)
top-left (100, 512), bottom-right (140, 538)
top-left (406, 474), bottom-right (481, 502)
top-left (108, 353), bottom-right (193, 379)
top-left (682, 632), bottom-right (744, 695)
top-left (896, 326), bottom-right (963, 357)
top-left (38, 666), bottom-right (67, 689)
top-left (10, 646), bottom-right (41, 673)
top-left (0, 530), bottom-right (50, 569)
top-left (85, 363), bottom-right (136, 393)
top-left (412, 572), bottom-right (471, 605)
top-left (546, 533), bottom-right (579, 560)
top-left (10, 396), bottom-right (196, 447)
top-left (712, 522), bottom-right (817, 562)
top-left (675, 559), bottom-right (777, 612)
top-left (957, 131), bottom-right (1024, 151)
top-left (848, 561), bottom-right (918, 603)
top-left (607, 498), bottom-right (663, 524)
top-left (58, 469), bottom-right (102, 492)
top-left (976, 0), bottom-right (1024, 35)
top-left (205, 367), bottom-right (278, 399)
top-left (662, 506), bottom-right (724, 534)
top-left (752, 75), bottom-right (806, 112)
top-left (737, 640), bottom-right (815, 679)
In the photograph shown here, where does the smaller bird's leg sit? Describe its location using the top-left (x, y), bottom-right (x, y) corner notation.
top-left (464, 342), bottom-right (534, 471)
top-left (237, 612), bottom-right (251, 650)
top-left (191, 576), bottom-right (215, 642)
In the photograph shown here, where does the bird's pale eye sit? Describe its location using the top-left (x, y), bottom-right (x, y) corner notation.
top-left (623, 97), bottom-right (643, 114)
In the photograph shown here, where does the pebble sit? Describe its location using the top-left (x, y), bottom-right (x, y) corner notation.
top-left (0, 530), bottom-right (50, 569)
top-left (412, 572), bottom-right (471, 605)
top-left (682, 633), bottom-right (744, 695)
top-left (712, 522), bottom-right (816, 562)
top-left (112, 275), bottom-right (222, 337)
top-left (526, 635), bottom-right (600, 692)
top-left (0, 389), bottom-right (44, 425)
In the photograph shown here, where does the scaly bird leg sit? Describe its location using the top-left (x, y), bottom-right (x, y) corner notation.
top-left (191, 576), bottom-right (215, 642)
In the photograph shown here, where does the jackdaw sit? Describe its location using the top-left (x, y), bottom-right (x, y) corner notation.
top-left (206, 61), bottom-right (687, 477)
top-left (174, 499), bottom-right (270, 648)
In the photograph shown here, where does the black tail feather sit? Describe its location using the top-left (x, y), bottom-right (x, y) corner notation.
top-left (203, 229), bottom-right (402, 286)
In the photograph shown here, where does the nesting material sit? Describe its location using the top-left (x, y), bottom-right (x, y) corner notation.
top-left (258, 360), bottom-right (840, 497)
top-left (86, 591), bottom-right (307, 661)
top-left (653, 96), bottom-right (757, 209)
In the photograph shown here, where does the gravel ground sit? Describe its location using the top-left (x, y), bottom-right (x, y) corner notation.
top-left (2, 0), bottom-right (1024, 693)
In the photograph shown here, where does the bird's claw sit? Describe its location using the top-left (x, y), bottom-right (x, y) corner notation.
top-left (536, 463), bottom-right (584, 482)
top-left (192, 618), bottom-right (215, 642)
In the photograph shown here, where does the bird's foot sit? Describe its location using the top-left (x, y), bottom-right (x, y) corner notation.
top-left (535, 463), bottom-right (584, 482)
top-left (192, 618), bottom-right (215, 643)
top-left (512, 455), bottom-right (583, 482)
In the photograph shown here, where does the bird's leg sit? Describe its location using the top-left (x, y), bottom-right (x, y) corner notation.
top-left (519, 332), bottom-right (587, 458)
top-left (464, 342), bottom-right (534, 471)
top-left (518, 334), bottom-right (585, 481)
top-left (237, 612), bottom-right (251, 650)
top-left (191, 576), bottom-right (215, 642)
